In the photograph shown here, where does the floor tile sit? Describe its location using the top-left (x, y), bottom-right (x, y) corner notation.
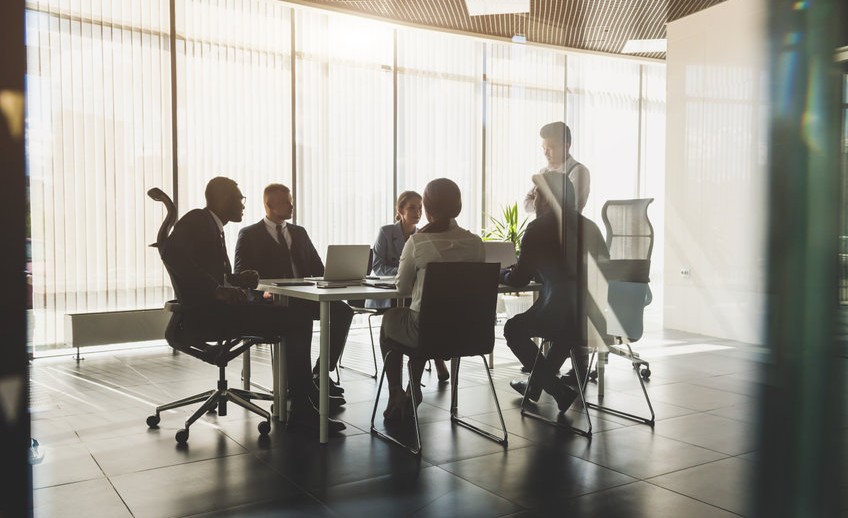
top-left (653, 412), bottom-right (756, 455)
top-left (109, 453), bottom-right (312, 518)
top-left (440, 445), bottom-right (635, 510)
top-left (33, 478), bottom-right (133, 518)
top-left (562, 480), bottom-right (739, 517)
top-left (324, 465), bottom-right (520, 517)
top-left (648, 456), bottom-right (755, 516)
top-left (562, 426), bottom-right (728, 479)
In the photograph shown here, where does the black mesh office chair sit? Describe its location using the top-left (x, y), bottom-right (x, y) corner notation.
top-left (586, 198), bottom-right (656, 426)
top-left (144, 188), bottom-right (275, 444)
top-left (370, 261), bottom-right (506, 455)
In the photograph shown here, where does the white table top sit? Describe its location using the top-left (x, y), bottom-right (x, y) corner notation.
top-left (257, 279), bottom-right (400, 302)
top-left (257, 278), bottom-right (542, 302)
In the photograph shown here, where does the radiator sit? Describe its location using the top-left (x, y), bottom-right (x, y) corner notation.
top-left (64, 309), bottom-right (170, 349)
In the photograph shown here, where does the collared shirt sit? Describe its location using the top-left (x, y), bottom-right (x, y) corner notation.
top-left (263, 217), bottom-right (293, 249)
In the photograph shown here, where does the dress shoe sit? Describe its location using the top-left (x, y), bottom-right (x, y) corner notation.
top-left (510, 378), bottom-right (541, 402)
top-left (288, 399), bottom-right (346, 434)
top-left (312, 367), bottom-right (346, 393)
top-left (313, 375), bottom-right (344, 397)
top-left (545, 378), bottom-right (579, 412)
top-left (308, 383), bottom-right (346, 411)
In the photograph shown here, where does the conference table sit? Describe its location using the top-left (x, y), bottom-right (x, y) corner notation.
top-left (257, 279), bottom-right (541, 444)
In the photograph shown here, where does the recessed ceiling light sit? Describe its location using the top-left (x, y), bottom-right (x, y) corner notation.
top-left (621, 39), bottom-right (667, 54)
top-left (464, 0), bottom-right (529, 16)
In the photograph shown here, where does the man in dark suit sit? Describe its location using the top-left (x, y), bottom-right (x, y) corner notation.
top-left (234, 183), bottom-right (354, 403)
top-left (501, 172), bottom-right (609, 412)
top-left (162, 176), bottom-right (345, 434)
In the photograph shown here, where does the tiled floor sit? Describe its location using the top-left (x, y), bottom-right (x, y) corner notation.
top-left (30, 321), bottom-right (771, 517)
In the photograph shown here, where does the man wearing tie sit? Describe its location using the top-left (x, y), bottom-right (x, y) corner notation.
top-left (234, 183), bottom-right (353, 406)
top-left (162, 176), bottom-right (345, 434)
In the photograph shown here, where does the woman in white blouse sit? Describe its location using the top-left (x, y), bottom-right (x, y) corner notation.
top-left (379, 178), bottom-right (485, 420)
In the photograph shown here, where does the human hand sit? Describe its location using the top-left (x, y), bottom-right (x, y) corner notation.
top-left (215, 286), bottom-right (248, 305)
top-left (226, 270), bottom-right (259, 289)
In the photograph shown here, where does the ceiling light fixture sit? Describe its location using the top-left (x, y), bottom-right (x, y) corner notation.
top-left (464, 0), bottom-right (529, 16)
top-left (621, 38), bottom-right (667, 54)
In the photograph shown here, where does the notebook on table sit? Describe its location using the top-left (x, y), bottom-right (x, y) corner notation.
top-left (304, 244), bottom-right (372, 287)
top-left (484, 241), bottom-right (517, 267)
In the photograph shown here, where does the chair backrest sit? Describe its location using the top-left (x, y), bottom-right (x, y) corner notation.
top-left (147, 188), bottom-right (183, 302)
top-left (602, 198), bottom-right (654, 261)
top-left (417, 261), bottom-right (500, 359)
top-left (600, 198), bottom-right (655, 341)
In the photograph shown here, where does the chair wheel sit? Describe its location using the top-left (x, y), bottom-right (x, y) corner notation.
top-left (641, 368), bottom-right (651, 380)
top-left (175, 429), bottom-right (189, 444)
top-left (258, 421), bottom-right (271, 435)
top-left (146, 415), bottom-right (160, 428)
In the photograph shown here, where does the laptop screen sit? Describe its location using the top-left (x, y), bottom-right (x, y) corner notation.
top-left (483, 241), bottom-right (517, 267)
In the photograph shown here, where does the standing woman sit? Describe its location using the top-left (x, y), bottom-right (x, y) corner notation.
top-left (369, 191), bottom-right (451, 382)
top-left (379, 178), bottom-right (484, 420)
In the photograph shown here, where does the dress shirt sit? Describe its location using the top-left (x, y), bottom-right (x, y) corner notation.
top-left (523, 155), bottom-right (590, 214)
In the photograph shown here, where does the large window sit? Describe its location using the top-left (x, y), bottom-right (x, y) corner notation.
top-left (295, 11), bottom-right (393, 256)
top-left (26, 0), bottom-right (173, 347)
top-left (397, 29), bottom-right (483, 231)
top-left (175, 0), bottom-right (293, 254)
top-left (25, 1), bottom-right (666, 351)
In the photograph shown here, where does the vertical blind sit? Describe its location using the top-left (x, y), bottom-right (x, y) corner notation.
top-left (25, 0), bottom-right (666, 350)
top-left (26, 0), bottom-right (173, 347)
top-left (175, 0), bottom-right (292, 255)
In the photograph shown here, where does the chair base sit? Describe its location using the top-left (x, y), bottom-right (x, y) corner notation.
top-left (147, 366), bottom-right (273, 444)
top-left (586, 340), bottom-right (655, 426)
top-left (338, 311), bottom-right (381, 379)
top-left (519, 346), bottom-right (593, 438)
top-left (370, 353), bottom-right (508, 455)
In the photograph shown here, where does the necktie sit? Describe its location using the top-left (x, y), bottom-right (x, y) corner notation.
top-left (276, 224), bottom-right (294, 278)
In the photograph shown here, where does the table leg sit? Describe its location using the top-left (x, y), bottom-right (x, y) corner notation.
top-left (319, 300), bottom-right (331, 444)
top-left (272, 340), bottom-right (288, 423)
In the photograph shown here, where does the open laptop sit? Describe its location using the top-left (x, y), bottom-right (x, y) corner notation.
top-left (304, 244), bottom-right (371, 287)
top-left (484, 241), bottom-right (517, 268)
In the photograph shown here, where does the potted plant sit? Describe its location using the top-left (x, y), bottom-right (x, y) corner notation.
top-left (482, 203), bottom-right (532, 317)
top-left (482, 202), bottom-right (528, 254)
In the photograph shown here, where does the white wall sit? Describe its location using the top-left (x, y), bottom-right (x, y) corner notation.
top-left (664, 0), bottom-right (768, 344)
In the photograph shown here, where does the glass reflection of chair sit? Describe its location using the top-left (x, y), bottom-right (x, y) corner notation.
top-left (370, 262), bottom-right (507, 455)
top-left (144, 188), bottom-right (276, 444)
top-left (587, 198), bottom-right (656, 426)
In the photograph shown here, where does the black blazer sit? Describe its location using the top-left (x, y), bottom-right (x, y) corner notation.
top-left (161, 208), bottom-right (231, 308)
top-left (234, 220), bottom-right (324, 279)
top-left (501, 210), bottom-right (609, 337)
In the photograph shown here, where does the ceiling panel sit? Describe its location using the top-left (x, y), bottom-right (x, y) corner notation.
top-left (293, 0), bottom-right (727, 59)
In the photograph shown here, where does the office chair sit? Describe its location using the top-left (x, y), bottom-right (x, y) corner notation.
top-left (144, 188), bottom-right (275, 444)
top-left (337, 249), bottom-right (384, 379)
top-left (586, 198), bottom-right (656, 426)
top-left (370, 262), bottom-right (507, 455)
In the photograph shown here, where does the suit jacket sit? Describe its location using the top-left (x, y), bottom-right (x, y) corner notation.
top-left (371, 221), bottom-right (408, 276)
top-left (234, 220), bottom-right (324, 279)
top-left (501, 210), bottom-right (608, 338)
top-left (161, 208), bottom-right (231, 308)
